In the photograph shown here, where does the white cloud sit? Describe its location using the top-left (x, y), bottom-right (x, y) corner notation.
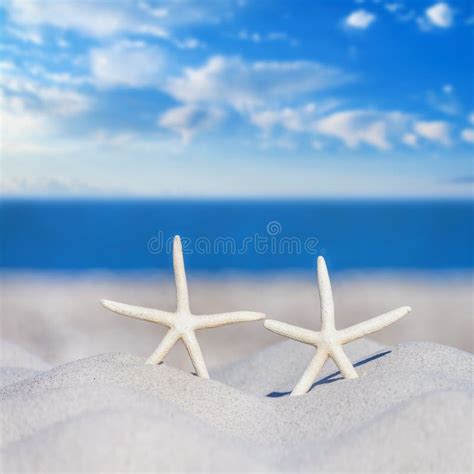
top-left (468, 113), bottom-right (474, 125)
top-left (158, 105), bottom-right (225, 143)
top-left (426, 2), bottom-right (454, 27)
top-left (403, 133), bottom-right (418, 146)
top-left (2, 72), bottom-right (91, 116)
top-left (90, 41), bottom-right (165, 87)
top-left (29, 65), bottom-right (89, 86)
top-left (165, 56), bottom-right (351, 112)
top-left (5, 0), bottom-right (153, 38)
top-left (344, 10), bottom-right (376, 29)
top-left (1, 67), bottom-right (92, 158)
top-left (274, 107), bottom-right (458, 152)
top-left (248, 101), bottom-right (339, 136)
top-left (0, 61), bottom-right (16, 72)
top-left (250, 106), bottom-right (310, 135)
top-left (0, 95), bottom-right (53, 141)
top-left (460, 129), bottom-right (474, 143)
top-left (314, 110), bottom-right (408, 150)
top-left (0, 91), bottom-right (89, 159)
top-left (163, 56), bottom-right (350, 141)
top-left (4, 0), bottom-right (235, 42)
top-left (420, 2), bottom-right (455, 29)
top-left (138, 2), bottom-right (168, 19)
top-left (413, 120), bottom-right (451, 145)
top-left (36, 88), bottom-right (91, 116)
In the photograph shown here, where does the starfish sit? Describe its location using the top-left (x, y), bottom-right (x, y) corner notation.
top-left (101, 235), bottom-right (265, 378)
top-left (264, 256), bottom-right (411, 396)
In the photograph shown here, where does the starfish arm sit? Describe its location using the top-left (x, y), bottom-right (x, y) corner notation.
top-left (291, 348), bottom-right (328, 396)
top-left (317, 256), bottom-right (335, 330)
top-left (194, 311), bottom-right (266, 329)
top-left (101, 299), bottom-right (175, 327)
top-left (182, 331), bottom-right (210, 378)
top-left (264, 319), bottom-right (319, 345)
top-left (329, 344), bottom-right (358, 379)
top-left (173, 236), bottom-right (190, 313)
top-left (145, 329), bottom-right (179, 365)
top-left (337, 306), bottom-right (412, 344)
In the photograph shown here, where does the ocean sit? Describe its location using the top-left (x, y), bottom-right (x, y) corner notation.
top-left (1, 199), bottom-right (472, 273)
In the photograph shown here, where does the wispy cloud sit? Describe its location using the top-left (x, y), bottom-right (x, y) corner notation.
top-left (385, 3), bottom-right (403, 14)
top-left (248, 100), bottom-right (342, 137)
top-left (3, 0), bottom-right (237, 46)
top-left (165, 55), bottom-right (352, 111)
top-left (90, 41), bottom-right (166, 88)
top-left (2, 68), bottom-right (91, 118)
top-left (1, 176), bottom-right (130, 197)
top-left (314, 110), bottom-right (410, 150)
top-left (236, 30), bottom-right (298, 46)
top-left (5, 0), bottom-right (167, 38)
top-left (384, 3), bottom-right (416, 23)
top-left (249, 103), bottom-right (317, 135)
top-left (160, 55), bottom-right (353, 141)
top-left (5, 25), bottom-right (43, 45)
top-left (158, 105), bottom-right (225, 143)
top-left (426, 84), bottom-right (460, 115)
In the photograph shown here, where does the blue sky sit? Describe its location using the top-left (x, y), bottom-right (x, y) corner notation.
top-left (1, 0), bottom-right (473, 198)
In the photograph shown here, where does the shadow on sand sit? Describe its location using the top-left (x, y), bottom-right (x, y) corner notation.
top-left (267, 350), bottom-right (392, 398)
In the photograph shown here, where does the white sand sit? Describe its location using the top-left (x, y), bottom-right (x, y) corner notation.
top-left (1, 272), bottom-right (472, 372)
top-left (0, 341), bottom-right (51, 388)
top-left (1, 338), bottom-right (472, 472)
top-left (1, 273), bottom-right (472, 472)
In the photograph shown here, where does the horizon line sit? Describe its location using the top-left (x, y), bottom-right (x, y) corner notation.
top-left (0, 195), bottom-right (473, 202)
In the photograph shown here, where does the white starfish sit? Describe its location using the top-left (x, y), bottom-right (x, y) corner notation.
top-left (264, 256), bottom-right (411, 396)
top-left (101, 235), bottom-right (265, 378)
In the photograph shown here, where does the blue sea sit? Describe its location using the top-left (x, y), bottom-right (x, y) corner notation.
top-left (1, 199), bottom-right (472, 273)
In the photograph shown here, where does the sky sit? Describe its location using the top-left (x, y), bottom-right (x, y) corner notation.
top-left (0, 0), bottom-right (473, 198)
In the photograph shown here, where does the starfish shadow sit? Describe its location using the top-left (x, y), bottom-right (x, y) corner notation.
top-left (156, 362), bottom-right (201, 378)
top-left (266, 350), bottom-right (392, 398)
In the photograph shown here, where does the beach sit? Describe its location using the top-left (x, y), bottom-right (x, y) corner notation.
top-left (1, 271), bottom-right (472, 368)
top-left (1, 272), bottom-right (472, 472)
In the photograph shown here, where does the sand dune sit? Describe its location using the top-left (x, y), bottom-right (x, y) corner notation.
top-left (1, 338), bottom-right (472, 472)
